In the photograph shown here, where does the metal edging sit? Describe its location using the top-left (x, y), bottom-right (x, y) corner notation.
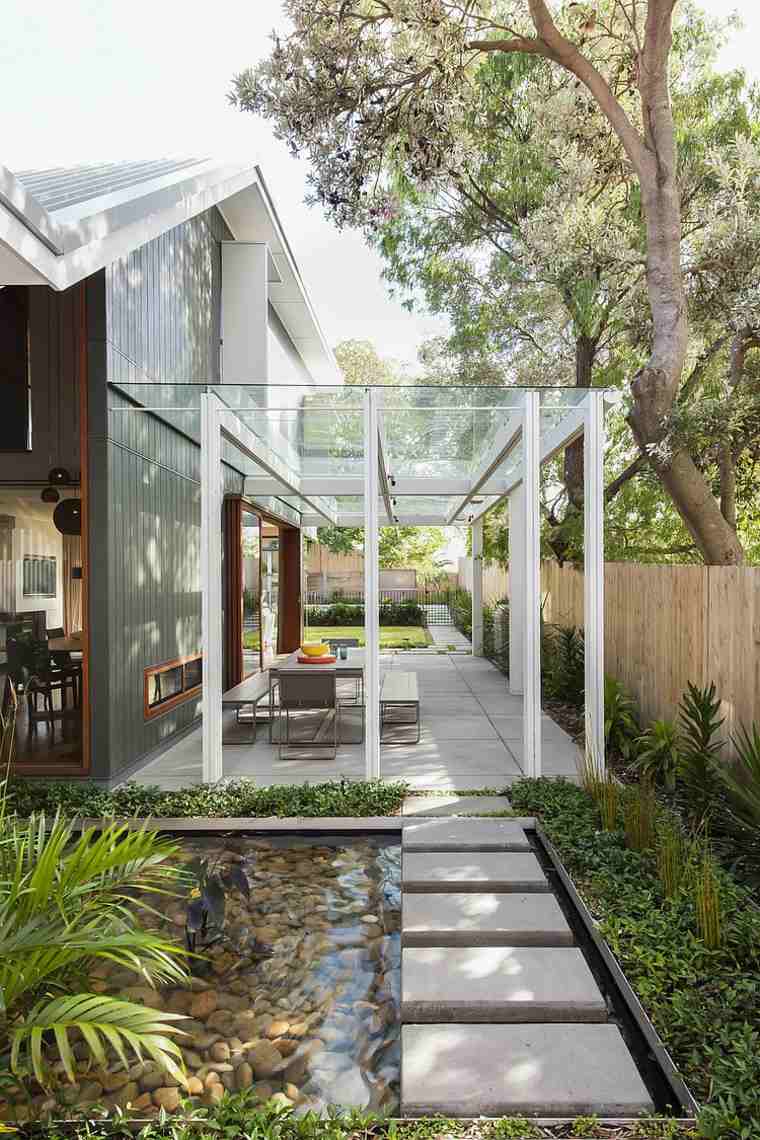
top-left (533, 822), bottom-right (699, 1118)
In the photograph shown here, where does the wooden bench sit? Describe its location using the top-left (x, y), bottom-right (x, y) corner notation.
top-left (222, 673), bottom-right (272, 745)
top-left (380, 671), bottom-right (420, 744)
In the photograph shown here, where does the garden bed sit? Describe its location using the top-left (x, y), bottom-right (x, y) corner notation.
top-left (510, 778), bottom-right (760, 1140)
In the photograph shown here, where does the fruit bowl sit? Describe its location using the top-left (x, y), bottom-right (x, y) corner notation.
top-left (300, 642), bottom-right (330, 657)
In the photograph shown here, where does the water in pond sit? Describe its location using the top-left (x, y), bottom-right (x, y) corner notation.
top-left (95, 834), bottom-right (401, 1117)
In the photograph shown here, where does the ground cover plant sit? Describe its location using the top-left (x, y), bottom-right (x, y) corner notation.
top-left (509, 778), bottom-right (760, 1140)
top-left (4, 778), bottom-right (408, 820)
top-left (6, 1095), bottom-right (699, 1139)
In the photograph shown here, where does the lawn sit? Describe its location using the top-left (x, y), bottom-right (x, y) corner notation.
top-left (243, 626), bottom-right (432, 650)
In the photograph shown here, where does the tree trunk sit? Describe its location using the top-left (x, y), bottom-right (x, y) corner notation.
top-left (563, 334), bottom-right (596, 510)
top-left (719, 443), bottom-right (737, 530)
top-left (625, 18), bottom-right (744, 565)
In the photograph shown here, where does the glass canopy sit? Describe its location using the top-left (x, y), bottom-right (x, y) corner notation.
top-left (108, 382), bottom-right (593, 526)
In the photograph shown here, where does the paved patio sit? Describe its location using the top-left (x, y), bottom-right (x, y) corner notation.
top-left (131, 653), bottom-right (581, 791)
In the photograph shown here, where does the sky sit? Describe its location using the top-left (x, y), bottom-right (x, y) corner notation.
top-left (0, 1), bottom-right (758, 367)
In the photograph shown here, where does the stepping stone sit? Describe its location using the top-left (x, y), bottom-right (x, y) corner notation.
top-left (403, 818), bottom-right (531, 852)
top-left (403, 851), bottom-right (549, 893)
top-left (402, 795), bottom-right (513, 816)
top-left (401, 946), bottom-right (607, 1022)
top-left (401, 1023), bottom-right (654, 1117)
top-left (402, 892), bottom-right (573, 946)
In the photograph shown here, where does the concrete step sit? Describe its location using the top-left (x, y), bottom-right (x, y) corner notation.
top-left (401, 1023), bottom-right (654, 1117)
top-left (402, 891), bottom-right (574, 947)
top-left (401, 946), bottom-right (607, 1023)
top-left (403, 818), bottom-right (531, 852)
top-left (403, 851), bottom-right (549, 893)
top-left (401, 794), bottom-right (513, 816)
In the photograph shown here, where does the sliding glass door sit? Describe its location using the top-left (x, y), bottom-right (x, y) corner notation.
top-left (261, 524), bottom-right (280, 668)
top-left (241, 509), bottom-right (262, 677)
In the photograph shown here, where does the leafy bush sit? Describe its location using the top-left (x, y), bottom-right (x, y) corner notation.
top-left (636, 719), bottom-right (681, 792)
top-left (0, 795), bottom-right (188, 1090)
top-left (679, 681), bottom-right (724, 820)
top-left (543, 625), bottom-right (585, 707)
top-left (509, 777), bottom-right (760, 1138)
top-left (304, 600), bottom-right (424, 626)
top-left (714, 721), bottom-right (760, 880)
top-left (604, 675), bottom-right (640, 761)
top-left (5, 777), bottom-right (408, 820)
top-left (448, 586), bottom-right (473, 639)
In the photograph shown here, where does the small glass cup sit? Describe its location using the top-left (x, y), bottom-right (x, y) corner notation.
top-left (339, 645), bottom-right (348, 660)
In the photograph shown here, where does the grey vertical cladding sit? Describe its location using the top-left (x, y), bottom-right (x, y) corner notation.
top-left (102, 206), bottom-right (244, 779)
top-left (105, 208), bottom-right (229, 382)
top-left (0, 284), bottom-right (81, 484)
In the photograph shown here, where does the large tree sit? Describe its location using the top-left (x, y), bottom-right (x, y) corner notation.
top-left (232, 0), bottom-right (751, 563)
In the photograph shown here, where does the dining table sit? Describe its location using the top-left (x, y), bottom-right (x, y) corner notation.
top-left (49, 631), bottom-right (85, 655)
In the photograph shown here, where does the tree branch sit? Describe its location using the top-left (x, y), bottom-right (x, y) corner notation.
top-left (604, 455), bottom-right (646, 503)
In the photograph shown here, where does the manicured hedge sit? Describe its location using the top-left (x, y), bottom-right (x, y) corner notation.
top-left (5, 777), bottom-right (408, 820)
top-left (510, 777), bottom-right (760, 1140)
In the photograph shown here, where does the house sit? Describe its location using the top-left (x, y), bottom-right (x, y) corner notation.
top-left (0, 157), bottom-right (340, 782)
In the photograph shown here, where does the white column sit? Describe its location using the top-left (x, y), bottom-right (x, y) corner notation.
top-left (584, 391), bottom-right (605, 774)
top-left (471, 518), bottom-right (484, 656)
top-left (221, 242), bottom-right (269, 381)
top-left (363, 388), bottom-right (381, 779)
top-left (201, 392), bottom-right (224, 783)
top-left (522, 392), bottom-right (542, 778)
top-left (508, 484), bottom-right (525, 694)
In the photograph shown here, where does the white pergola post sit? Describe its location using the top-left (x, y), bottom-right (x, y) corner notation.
top-left (201, 391), bottom-right (224, 783)
top-left (471, 518), bottom-right (484, 656)
top-left (364, 387), bottom-right (381, 779)
top-left (508, 485), bottom-right (525, 694)
top-left (522, 392), bottom-right (542, 778)
top-left (584, 391), bottom-right (605, 773)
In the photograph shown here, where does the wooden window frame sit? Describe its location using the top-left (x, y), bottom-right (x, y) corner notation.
top-left (144, 653), bottom-right (202, 721)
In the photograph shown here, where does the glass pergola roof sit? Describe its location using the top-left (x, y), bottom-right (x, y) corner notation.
top-left (108, 382), bottom-right (594, 527)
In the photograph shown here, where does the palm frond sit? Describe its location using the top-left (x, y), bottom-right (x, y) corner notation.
top-left (9, 994), bottom-right (188, 1089)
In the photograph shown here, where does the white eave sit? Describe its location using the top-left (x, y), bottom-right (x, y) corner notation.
top-left (0, 157), bottom-right (341, 385)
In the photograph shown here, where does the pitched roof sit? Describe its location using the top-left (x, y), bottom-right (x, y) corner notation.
top-left (0, 157), bottom-right (340, 384)
top-left (14, 157), bottom-right (209, 214)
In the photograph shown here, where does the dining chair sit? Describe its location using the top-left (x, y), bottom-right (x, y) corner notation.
top-left (277, 671), bottom-right (345, 761)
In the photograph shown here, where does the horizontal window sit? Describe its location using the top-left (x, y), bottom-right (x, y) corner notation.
top-left (144, 654), bottom-right (202, 720)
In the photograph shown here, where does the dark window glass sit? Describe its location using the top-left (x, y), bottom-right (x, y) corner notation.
top-left (149, 665), bottom-right (183, 708)
top-left (0, 286), bottom-right (31, 451)
top-left (184, 657), bottom-right (202, 691)
top-left (23, 555), bottom-right (56, 597)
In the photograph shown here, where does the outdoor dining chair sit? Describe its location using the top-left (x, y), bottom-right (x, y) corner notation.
top-left (276, 670), bottom-right (347, 761)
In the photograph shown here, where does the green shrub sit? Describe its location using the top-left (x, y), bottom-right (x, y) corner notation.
top-left (623, 778), bottom-right (657, 853)
top-left (604, 676), bottom-right (640, 761)
top-left (304, 600), bottom-right (424, 627)
top-left (543, 625), bottom-right (585, 707)
top-left (636, 719), bottom-right (681, 793)
top-left (5, 777), bottom-right (408, 820)
top-left (714, 721), bottom-right (760, 880)
top-left (679, 681), bottom-right (724, 821)
top-left (509, 777), bottom-right (760, 1136)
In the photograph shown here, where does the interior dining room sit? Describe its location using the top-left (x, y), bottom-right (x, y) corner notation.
top-left (0, 281), bottom-right (89, 775)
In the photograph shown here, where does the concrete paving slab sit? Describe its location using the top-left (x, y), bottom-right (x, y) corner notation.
top-left (401, 946), bottom-right (607, 1022)
top-left (402, 892), bottom-right (574, 946)
top-left (403, 851), bottom-right (549, 892)
top-left (401, 1023), bottom-right (654, 1116)
top-left (402, 795), bottom-right (513, 816)
top-left (403, 818), bottom-right (531, 851)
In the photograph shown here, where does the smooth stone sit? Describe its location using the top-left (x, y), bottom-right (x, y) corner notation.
top-left (236, 1062), bottom-right (254, 1090)
top-left (153, 1087), bottom-right (181, 1112)
top-left (189, 991), bottom-right (218, 1019)
top-left (248, 1041), bottom-right (284, 1077)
